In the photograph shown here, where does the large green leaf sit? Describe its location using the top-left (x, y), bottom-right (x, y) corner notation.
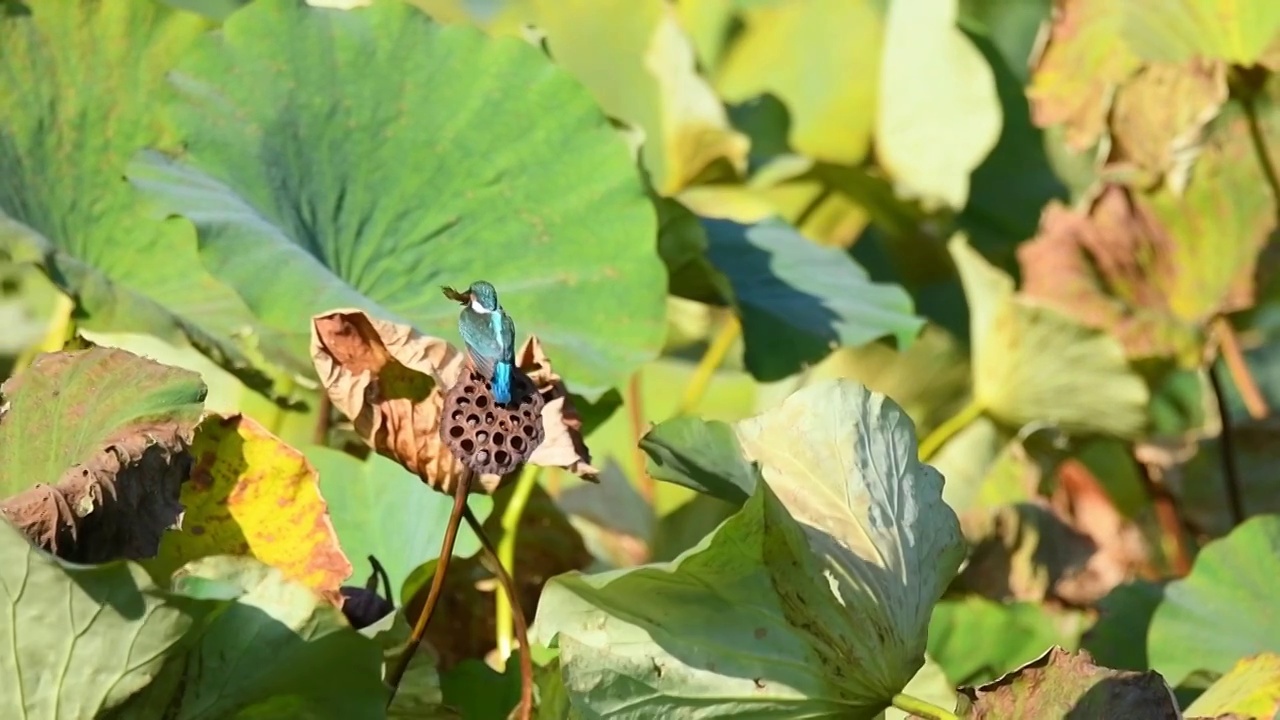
top-left (532, 0), bottom-right (748, 195)
top-left (128, 0), bottom-right (666, 399)
top-left (0, 347), bottom-right (206, 562)
top-left (1121, 0), bottom-right (1280, 66)
top-left (309, 446), bottom-right (494, 602)
top-left (638, 416), bottom-right (760, 506)
top-left (951, 235), bottom-right (1150, 438)
top-left (0, 518), bottom-right (205, 718)
top-left (876, 0), bottom-right (1001, 209)
top-left (0, 0), bottom-right (297, 397)
top-left (928, 597), bottom-right (1089, 688)
top-left (166, 556), bottom-right (386, 716)
top-left (703, 217), bottom-right (923, 381)
top-left (532, 380), bottom-right (965, 717)
top-left (1148, 515), bottom-right (1280, 687)
top-left (713, 0), bottom-right (883, 166)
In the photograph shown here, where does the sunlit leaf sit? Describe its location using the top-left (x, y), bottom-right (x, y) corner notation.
top-left (146, 414), bottom-right (352, 603)
top-left (952, 235), bottom-right (1149, 437)
top-left (877, 0), bottom-right (1002, 208)
top-left (1028, 0), bottom-right (1140, 150)
top-left (1183, 652), bottom-right (1280, 719)
top-left (1121, 0), bottom-right (1280, 66)
top-left (1148, 515), bottom-right (1280, 687)
top-left (533, 0), bottom-right (749, 195)
top-left (0, 347), bottom-right (205, 562)
top-left (533, 380), bottom-right (965, 717)
top-left (714, 0), bottom-right (882, 165)
top-left (0, 0), bottom-right (296, 397)
top-left (128, 0), bottom-right (666, 399)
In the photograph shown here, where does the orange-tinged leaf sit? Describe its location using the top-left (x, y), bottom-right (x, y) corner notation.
top-left (1029, 0), bottom-right (1140, 150)
top-left (1017, 189), bottom-right (1203, 363)
top-left (149, 414), bottom-right (351, 603)
top-left (1020, 82), bottom-right (1278, 367)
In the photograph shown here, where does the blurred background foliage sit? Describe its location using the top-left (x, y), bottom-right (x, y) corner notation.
top-left (4, 0), bottom-right (1280, 715)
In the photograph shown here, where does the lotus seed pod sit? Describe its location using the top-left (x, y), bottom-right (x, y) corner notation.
top-left (440, 366), bottom-right (545, 477)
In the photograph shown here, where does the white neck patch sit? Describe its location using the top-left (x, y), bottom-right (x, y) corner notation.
top-left (470, 298), bottom-right (493, 314)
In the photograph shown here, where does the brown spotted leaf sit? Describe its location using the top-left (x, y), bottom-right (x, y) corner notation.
top-left (1028, 0), bottom-right (1140, 150)
top-left (1020, 92), bottom-right (1278, 367)
top-left (1108, 60), bottom-right (1227, 190)
top-left (145, 413), bottom-right (352, 605)
top-left (960, 647), bottom-right (1179, 719)
top-left (1018, 191), bottom-right (1199, 362)
top-left (310, 309), bottom-right (596, 495)
top-left (0, 347), bottom-right (206, 562)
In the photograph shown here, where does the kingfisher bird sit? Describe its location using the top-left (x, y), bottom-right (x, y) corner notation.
top-left (442, 281), bottom-right (516, 405)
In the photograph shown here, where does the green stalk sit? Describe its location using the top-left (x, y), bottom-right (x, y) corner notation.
top-left (917, 399), bottom-right (984, 461)
top-left (494, 464), bottom-right (541, 661)
top-left (890, 692), bottom-right (960, 720)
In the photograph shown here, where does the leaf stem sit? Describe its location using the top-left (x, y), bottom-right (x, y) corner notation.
top-left (1211, 316), bottom-right (1267, 419)
top-left (627, 371), bottom-right (655, 505)
top-left (1208, 361), bottom-right (1246, 528)
top-left (466, 505), bottom-right (533, 720)
top-left (386, 470), bottom-right (470, 701)
top-left (677, 315), bottom-right (740, 416)
top-left (495, 464), bottom-right (540, 662)
top-left (918, 399), bottom-right (984, 461)
top-left (890, 692), bottom-right (959, 720)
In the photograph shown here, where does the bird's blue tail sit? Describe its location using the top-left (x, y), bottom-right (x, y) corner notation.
top-left (493, 361), bottom-right (513, 404)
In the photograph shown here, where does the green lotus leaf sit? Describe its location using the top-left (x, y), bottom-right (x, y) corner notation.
top-left (951, 235), bottom-right (1149, 438)
top-left (533, 0), bottom-right (749, 195)
top-left (703, 217), bottom-right (924, 381)
top-left (128, 0), bottom-right (666, 399)
top-left (0, 347), bottom-right (206, 562)
top-left (928, 596), bottom-right (1089, 688)
top-left (714, 0), bottom-right (883, 166)
top-left (0, 0), bottom-right (297, 396)
top-left (532, 380), bottom-right (965, 717)
top-left (309, 446), bottom-right (493, 602)
top-left (117, 554), bottom-right (387, 717)
top-left (0, 518), bottom-right (207, 717)
top-left (638, 416), bottom-right (759, 506)
top-left (1148, 515), bottom-right (1280, 687)
top-left (877, 0), bottom-right (1002, 209)
top-left (1121, 0), bottom-right (1280, 66)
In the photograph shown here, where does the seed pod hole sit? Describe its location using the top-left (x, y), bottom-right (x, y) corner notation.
top-left (439, 366), bottom-right (547, 477)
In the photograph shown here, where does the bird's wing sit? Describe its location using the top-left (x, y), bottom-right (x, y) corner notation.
top-left (496, 310), bottom-right (516, 364)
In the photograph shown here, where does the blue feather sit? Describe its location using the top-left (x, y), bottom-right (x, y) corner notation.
top-left (493, 360), bottom-right (513, 404)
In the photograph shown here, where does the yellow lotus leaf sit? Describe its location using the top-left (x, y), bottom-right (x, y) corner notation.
top-left (149, 414), bottom-right (352, 604)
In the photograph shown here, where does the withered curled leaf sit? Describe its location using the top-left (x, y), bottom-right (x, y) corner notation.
top-left (310, 310), bottom-right (597, 495)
